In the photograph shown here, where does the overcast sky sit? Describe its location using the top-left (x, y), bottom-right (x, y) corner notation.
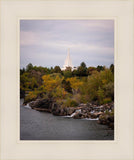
top-left (20, 20), bottom-right (114, 69)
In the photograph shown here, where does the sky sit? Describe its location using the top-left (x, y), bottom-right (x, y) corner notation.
top-left (20, 20), bottom-right (114, 69)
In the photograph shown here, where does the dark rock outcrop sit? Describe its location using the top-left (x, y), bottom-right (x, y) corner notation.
top-left (98, 113), bottom-right (114, 129)
top-left (27, 98), bottom-right (114, 129)
top-left (29, 98), bottom-right (53, 112)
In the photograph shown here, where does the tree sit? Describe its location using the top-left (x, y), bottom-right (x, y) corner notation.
top-left (66, 77), bottom-right (83, 93)
top-left (83, 69), bottom-right (114, 104)
top-left (26, 63), bottom-right (33, 72)
top-left (50, 67), bottom-right (54, 73)
top-left (61, 79), bottom-right (72, 93)
top-left (87, 67), bottom-right (96, 75)
top-left (42, 74), bottom-right (64, 98)
top-left (52, 86), bottom-right (67, 100)
top-left (20, 68), bottom-right (25, 75)
top-left (97, 87), bottom-right (105, 104)
top-left (65, 67), bottom-right (72, 71)
top-left (103, 82), bottom-right (114, 100)
top-left (72, 69), bottom-right (79, 76)
top-left (53, 66), bottom-right (62, 73)
top-left (63, 70), bottom-right (72, 78)
top-left (97, 65), bottom-right (105, 72)
top-left (81, 62), bottom-right (86, 68)
top-left (110, 64), bottom-right (114, 73)
top-left (77, 62), bottom-right (87, 76)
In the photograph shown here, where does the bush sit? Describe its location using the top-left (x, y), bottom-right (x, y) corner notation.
top-left (63, 70), bottom-right (72, 78)
top-left (80, 95), bottom-right (90, 103)
top-left (24, 91), bottom-right (37, 103)
top-left (103, 98), bottom-right (112, 104)
top-left (63, 98), bottom-right (78, 107)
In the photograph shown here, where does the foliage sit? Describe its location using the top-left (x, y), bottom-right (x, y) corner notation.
top-left (103, 98), bottom-right (112, 104)
top-left (51, 86), bottom-right (67, 100)
top-left (97, 65), bottom-right (105, 72)
top-left (87, 67), bottom-right (96, 75)
top-left (63, 70), bottom-right (72, 78)
top-left (26, 63), bottom-right (33, 72)
top-left (63, 98), bottom-right (78, 107)
top-left (66, 77), bottom-right (83, 93)
top-left (20, 73), bottom-right (38, 91)
top-left (53, 66), bottom-right (62, 73)
top-left (77, 62), bottom-right (87, 76)
top-left (24, 91), bottom-right (38, 103)
top-left (20, 68), bottom-right (25, 75)
top-left (42, 74), bottom-right (63, 96)
top-left (110, 64), bottom-right (114, 73)
top-left (61, 79), bottom-right (72, 93)
top-left (97, 87), bottom-right (105, 104)
top-left (20, 63), bottom-right (114, 105)
top-left (82, 69), bottom-right (114, 104)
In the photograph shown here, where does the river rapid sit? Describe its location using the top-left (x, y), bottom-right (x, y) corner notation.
top-left (20, 99), bottom-right (114, 140)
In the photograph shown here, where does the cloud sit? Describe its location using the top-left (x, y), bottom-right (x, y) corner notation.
top-left (20, 31), bottom-right (38, 46)
top-left (20, 20), bottom-right (114, 68)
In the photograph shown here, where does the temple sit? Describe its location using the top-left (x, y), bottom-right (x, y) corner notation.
top-left (61, 49), bottom-right (76, 71)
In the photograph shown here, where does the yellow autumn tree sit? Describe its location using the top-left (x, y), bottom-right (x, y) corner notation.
top-left (52, 86), bottom-right (67, 100)
top-left (66, 77), bottom-right (83, 93)
top-left (41, 73), bottom-right (69, 100)
top-left (42, 74), bottom-right (63, 92)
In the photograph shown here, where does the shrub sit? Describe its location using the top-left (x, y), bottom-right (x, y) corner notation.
top-left (97, 87), bottom-right (104, 105)
top-left (80, 95), bottom-right (90, 103)
top-left (63, 70), bottom-right (72, 78)
top-left (24, 91), bottom-right (37, 103)
top-left (63, 98), bottom-right (78, 107)
top-left (103, 97), bottom-right (112, 104)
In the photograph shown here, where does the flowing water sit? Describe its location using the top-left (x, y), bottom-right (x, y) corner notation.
top-left (20, 99), bottom-right (114, 140)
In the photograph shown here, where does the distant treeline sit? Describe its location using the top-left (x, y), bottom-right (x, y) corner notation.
top-left (20, 62), bottom-right (114, 106)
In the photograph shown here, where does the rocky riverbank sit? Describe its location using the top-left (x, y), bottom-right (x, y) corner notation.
top-left (24, 98), bottom-right (114, 129)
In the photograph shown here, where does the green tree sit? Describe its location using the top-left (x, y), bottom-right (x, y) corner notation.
top-left (26, 63), bottom-right (33, 72)
top-left (61, 79), bottom-right (72, 93)
top-left (83, 69), bottom-right (114, 103)
top-left (72, 69), bottom-right (78, 76)
top-left (63, 70), bottom-right (72, 78)
top-left (103, 82), bottom-right (114, 100)
top-left (110, 64), bottom-right (114, 74)
top-left (77, 62), bottom-right (87, 76)
top-left (97, 87), bottom-right (104, 104)
top-left (53, 66), bottom-right (62, 73)
top-left (20, 68), bottom-right (25, 75)
top-left (87, 67), bottom-right (96, 75)
top-left (97, 65), bottom-right (105, 72)
top-left (50, 67), bottom-right (54, 73)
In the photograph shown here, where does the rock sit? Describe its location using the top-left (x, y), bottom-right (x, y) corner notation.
top-left (29, 98), bottom-right (53, 112)
top-left (29, 99), bottom-right (52, 108)
top-left (28, 98), bottom-right (114, 129)
top-left (90, 112), bottom-right (103, 118)
top-left (51, 103), bottom-right (61, 115)
top-left (98, 113), bottom-right (114, 129)
top-left (107, 115), bottom-right (114, 122)
top-left (109, 122), bottom-right (114, 129)
top-left (66, 108), bottom-right (75, 115)
top-left (73, 112), bottom-right (83, 119)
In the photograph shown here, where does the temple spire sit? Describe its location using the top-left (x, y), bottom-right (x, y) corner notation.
top-left (61, 48), bottom-right (74, 71)
top-left (64, 48), bottom-right (73, 67)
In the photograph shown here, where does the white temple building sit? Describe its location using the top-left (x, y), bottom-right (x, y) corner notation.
top-left (61, 49), bottom-right (76, 71)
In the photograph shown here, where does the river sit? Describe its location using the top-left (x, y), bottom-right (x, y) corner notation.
top-left (20, 99), bottom-right (114, 140)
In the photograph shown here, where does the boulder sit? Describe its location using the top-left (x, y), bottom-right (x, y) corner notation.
top-left (98, 113), bottom-right (114, 129)
top-left (73, 112), bottom-right (83, 119)
top-left (29, 98), bottom-right (53, 112)
top-left (66, 108), bottom-right (75, 115)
